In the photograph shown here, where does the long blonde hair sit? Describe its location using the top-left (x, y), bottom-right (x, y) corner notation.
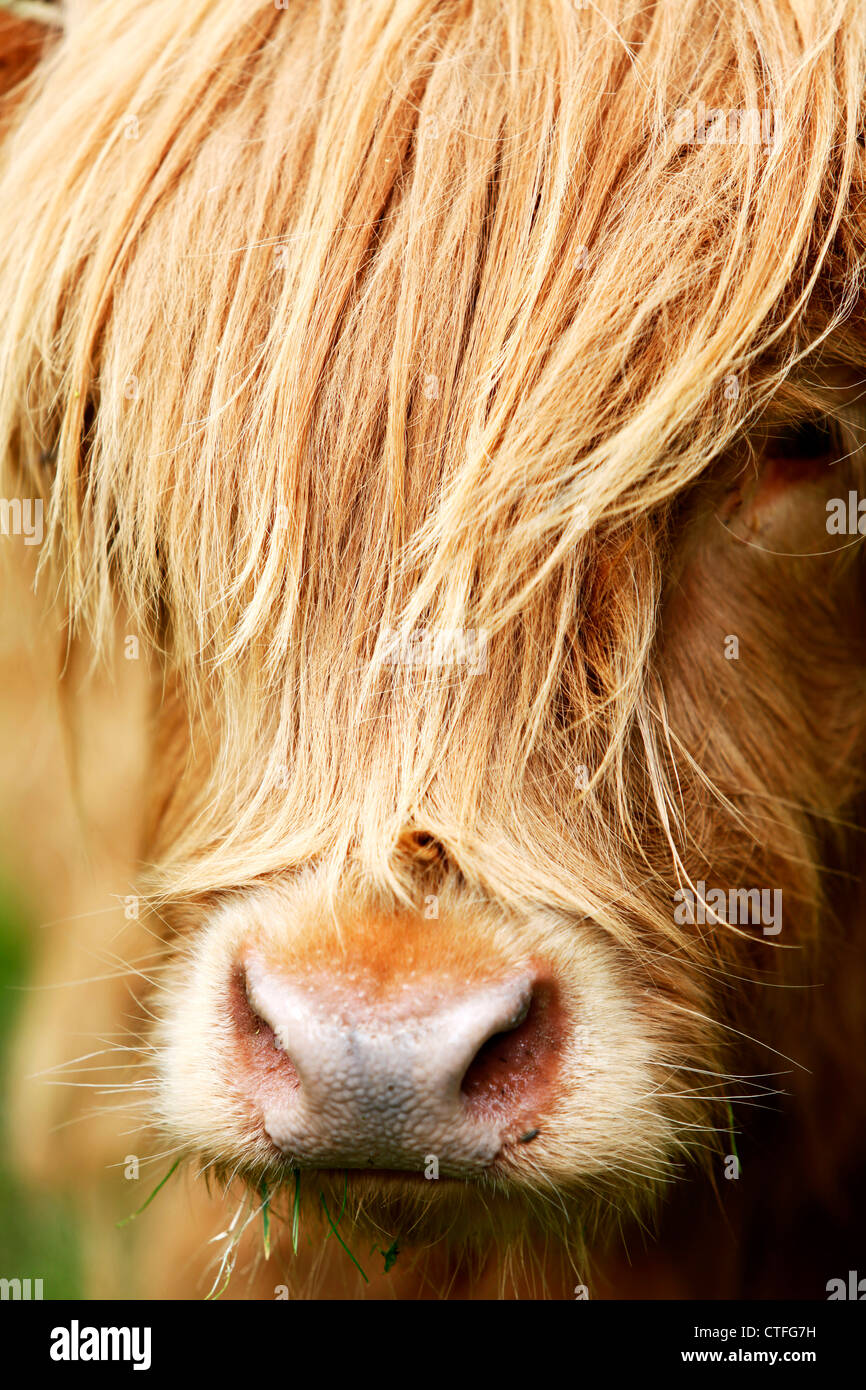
top-left (0, 0), bottom-right (863, 919)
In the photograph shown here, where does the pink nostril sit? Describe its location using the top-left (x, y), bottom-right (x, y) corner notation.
top-left (230, 957), bottom-right (561, 1175)
top-left (229, 967), bottom-right (301, 1092)
top-left (460, 983), bottom-right (559, 1120)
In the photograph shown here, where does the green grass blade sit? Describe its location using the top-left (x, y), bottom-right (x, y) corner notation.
top-left (326, 1170), bottom-right (348, 1239)
top-left (725, 1101), bottom-right (740, 1166)
top-left (320, 1193), bottom-right (368, 1284)
top-left (116, 1157), bottom-right (182, 1228)
top-left (370, 1238), bottom-right (399, 1273)
top-left (260, 1179), bottom-right (271, 1260)
top-left (291, 1169), bottom-right (301, 1256)
top-left (205, 1269), bottom-right (233, 1301)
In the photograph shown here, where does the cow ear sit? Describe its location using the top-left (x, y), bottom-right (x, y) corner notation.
top-left (0, 3), bottom-right (61, 113)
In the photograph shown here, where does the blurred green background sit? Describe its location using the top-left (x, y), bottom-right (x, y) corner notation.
top-left (0, 874), bottom-right (83, 1297)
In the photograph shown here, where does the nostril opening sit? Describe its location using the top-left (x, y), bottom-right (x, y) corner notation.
top-left (460, 982), bottom-right (559, 1118)
top-left (230, 967), bottom-right (301, 1092)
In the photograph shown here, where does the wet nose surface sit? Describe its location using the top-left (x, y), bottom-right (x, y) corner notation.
top-left (235, 956), bottom-right (557, 1174)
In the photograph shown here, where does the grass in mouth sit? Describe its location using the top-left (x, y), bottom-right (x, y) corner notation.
top-left (320, 1189), bottom-right (369, 1284)
top-left (117, 1156), bottom-right (396, 1295)
top-left (260, 1178), bottom-right (271, 1260)
top-left (291, 1168), bottom-right (300, 1255)
top-left (373, 1237), bottom-right (400, 1273)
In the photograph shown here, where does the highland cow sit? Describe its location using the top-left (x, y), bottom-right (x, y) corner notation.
top-left (1, 0), bottom-right (866, 1301)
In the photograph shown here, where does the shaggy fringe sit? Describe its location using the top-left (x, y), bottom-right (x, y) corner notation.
top-left (1, 1), bottom-right (864, 908)
top-left (2, 0), bottom-right (866, 1294)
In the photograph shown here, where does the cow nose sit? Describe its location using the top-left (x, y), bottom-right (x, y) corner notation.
top-left (235, 958), bottom-right (555, 1174)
